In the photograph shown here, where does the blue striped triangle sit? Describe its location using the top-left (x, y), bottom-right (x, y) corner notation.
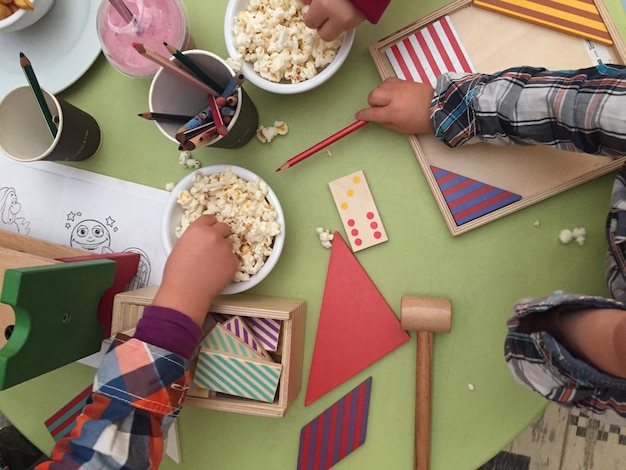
top-left (431, 166), bottom-right (521, 225)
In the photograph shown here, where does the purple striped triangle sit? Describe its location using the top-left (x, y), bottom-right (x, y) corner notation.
top-left (297, 377), bottom-right (372, 470)
top-left (431, 166), bottom-right (521, 225)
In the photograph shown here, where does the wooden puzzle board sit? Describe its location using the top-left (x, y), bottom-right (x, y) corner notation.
top-left (369, 0), bottom-right (626, 235)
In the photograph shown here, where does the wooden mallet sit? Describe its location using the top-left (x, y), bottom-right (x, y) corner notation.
top-left (401, 296), bottom-right (452, 470)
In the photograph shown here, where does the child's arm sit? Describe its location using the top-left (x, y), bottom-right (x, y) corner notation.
top-left (302, 0), bottom-right (374, 41)
top-left (38, 215), bottom-right (238, 470)
top-left (518, 308), bottom-right (626, 379)
top-left (357, 65), bottom-right (626, 157)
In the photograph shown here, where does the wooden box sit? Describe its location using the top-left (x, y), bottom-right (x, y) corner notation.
top-left (111, 286), bottom-right (306, 418)
top-left (369, 0), bottom-right (626, 235)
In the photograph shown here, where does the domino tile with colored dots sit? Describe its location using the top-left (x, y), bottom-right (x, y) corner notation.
top-left (328, 170), bottom-right (388, 252)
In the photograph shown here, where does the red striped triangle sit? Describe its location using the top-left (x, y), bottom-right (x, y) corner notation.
top-left (304, 234), bottom-right (409, 406)
top-left (45, 385), bottom-right (92, 440)
top-left (431, 166), bottom-right (521, 226)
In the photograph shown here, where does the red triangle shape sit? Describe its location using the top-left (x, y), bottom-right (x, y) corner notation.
top-left (305, 233), bottom-right (409, 406)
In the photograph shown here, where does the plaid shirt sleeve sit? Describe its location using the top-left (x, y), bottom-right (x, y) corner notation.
top-left (36, 334), bottom-right (189, 470)
top-left (430, 64), bottom-right (626, 156)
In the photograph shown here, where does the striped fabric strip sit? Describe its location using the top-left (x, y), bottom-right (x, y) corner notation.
top-left (385, 16), bottom-right (475, 86)
top-left (297, 377), bottom-right (372, 470)
top-left (224, 316), bottom-right (270, 359)
top-left (245, 317), bottom-right (282, 351)
top-left (431, 166), bottom-right (521, 225)
top-left (45, 385), bottom-right (93, 441)
top-left (473, 0), bottom-right (612, 45)
top-left (201, 323), bottom-right (266, 360)
top-left (193, 351), bottom-right (282, 402)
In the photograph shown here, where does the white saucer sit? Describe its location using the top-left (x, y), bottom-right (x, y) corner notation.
top-left (0, 0), bottom-right (101, 97)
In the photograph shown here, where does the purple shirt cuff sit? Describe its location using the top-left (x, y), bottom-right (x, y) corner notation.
top-left (134, 305), bottom-right (203, 360)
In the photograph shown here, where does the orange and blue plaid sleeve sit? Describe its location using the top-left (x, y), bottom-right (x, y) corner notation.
top-left (37, 334), bottom-right (190, 470)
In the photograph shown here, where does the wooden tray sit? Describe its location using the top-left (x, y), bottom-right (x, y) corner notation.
top-left (112, 287), bottom-right (306, 418)
top-left (369, 0), bottom-right (626, 235)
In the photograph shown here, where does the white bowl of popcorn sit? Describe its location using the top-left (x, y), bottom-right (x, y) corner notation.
top-left (162, 165), bottom-right (285, 294)
top-left (0, 0), bottom-right (55, 33)
top-left (224, 0), bottom-right (355, 94)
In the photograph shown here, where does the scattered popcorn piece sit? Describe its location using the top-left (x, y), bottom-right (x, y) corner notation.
top-left (225, 54), bottom-right (244, 73)
top-left (175, 168), bottom-right (281, 282)
top-left (533, 219), bottom-right (540, 228)
top-left (165, 182), bottom-right (176, 191)
top-left (178, 150), bottom-right (201, 169)
top-left (257, 120), bottom-right (289, 143)
top-left (468, 383), bottom-right (475, 391)
top-left (572, 227), bottom-right (587, 245)
top-left (316, 226), bottom-right (334, 248)
top-left (559, 227), bottom-right (587, 245)
top-left (559, 229), bottom-right (574, 244)
top-left (232, 0), bottom-right (343, 83)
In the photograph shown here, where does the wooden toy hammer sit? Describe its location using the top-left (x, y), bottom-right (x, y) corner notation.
top-left (401, 296), bottom-right (452, 470)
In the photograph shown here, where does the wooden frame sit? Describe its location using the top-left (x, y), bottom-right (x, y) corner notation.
top-left (369, 0), bottom-right (626, 235)
top-left (112, 287), bottom-right (306, 418)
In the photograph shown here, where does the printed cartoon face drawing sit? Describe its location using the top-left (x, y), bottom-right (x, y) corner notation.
top-left (70, 219), bottom-right (113, 253)
top-left (0, 188), bottom-right (20, 224)
top-left (0, 187), bottom-right (30, 234)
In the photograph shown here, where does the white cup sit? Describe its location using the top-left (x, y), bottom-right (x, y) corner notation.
top-left (0, 86), bottom-right (102, 162)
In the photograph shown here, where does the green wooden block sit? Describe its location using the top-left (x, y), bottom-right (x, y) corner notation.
top-left (0, 259), bottom-right (115, 389)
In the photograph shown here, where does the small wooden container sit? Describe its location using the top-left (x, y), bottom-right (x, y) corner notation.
top-left (111, 286), bottom-right (306, 418)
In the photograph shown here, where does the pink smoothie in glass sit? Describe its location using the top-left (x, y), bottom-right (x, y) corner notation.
top-left (97, 0), bottom-right (190, 78)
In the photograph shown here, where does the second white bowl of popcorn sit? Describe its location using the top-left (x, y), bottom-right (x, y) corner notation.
top-left (162, 165), bottom-right (285, 294)
top-left (224, 0), bottom-right (355, 94)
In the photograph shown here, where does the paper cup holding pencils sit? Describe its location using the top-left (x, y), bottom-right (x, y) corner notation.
top-left (148, 50), bottom-right (258, 150)
top-left (0, 86), bottom-right (101, 162)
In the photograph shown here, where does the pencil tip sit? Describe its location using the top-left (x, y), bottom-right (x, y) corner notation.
top-left (132, 42), bottom-right (145, 53)
top-left (19, 52), bottom-right (30, 66)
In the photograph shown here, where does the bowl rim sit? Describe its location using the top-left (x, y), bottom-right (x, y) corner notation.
top-left (161, 164), bottom-right (285, 294)
top-left (223, 0), bottom-right (355, 94)
top-left (0, 5), bottom-right (27, 28)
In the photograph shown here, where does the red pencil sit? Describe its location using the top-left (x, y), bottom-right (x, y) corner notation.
top-left (208, 94), bottom-right (227, 137)
top-left (275, 120), bottom-right (368, 171)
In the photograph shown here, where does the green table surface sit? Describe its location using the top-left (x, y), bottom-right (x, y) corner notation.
top-left (2, 0), bottom-right (626, 468)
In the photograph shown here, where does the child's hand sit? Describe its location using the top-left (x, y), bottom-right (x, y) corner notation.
top-left (355, 78), bottom-right (435, 135)
top-left (302, 0), bottom-right (365, 41)
top-left (153, 215), bottom-right (239, 327)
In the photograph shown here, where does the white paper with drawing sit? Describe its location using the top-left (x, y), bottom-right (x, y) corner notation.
top-left (0, 157), bottom-right (168, 286)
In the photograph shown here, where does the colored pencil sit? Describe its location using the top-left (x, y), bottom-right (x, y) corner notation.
top-left (132, 43), bottom-right (220, 97)
top-left (181, 126), bottom-right (218, 150)
top-left (180, 122), bottom-right (217, 142)
top-left (276, 120), bottom-right (369, 171)
top-left (221, 73), bottom-right (245, 97)
top-left (138, 112), bottom-right (193, 123)
top-left (163, 42), bottom-right (224, 95)
top-left (208, 95), bottom-right (227, 137)
top-left (175, 105), bottom-right (213, 138)
top-left (108, 0), bottom-right (143, 33)
top-left (19, 52), bottom-right (57, 139)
